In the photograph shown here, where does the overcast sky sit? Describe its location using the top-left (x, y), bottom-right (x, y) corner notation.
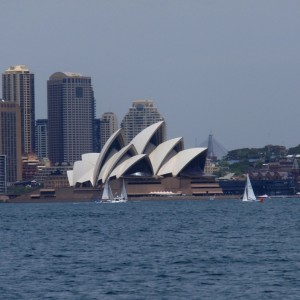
top-left (1, 0), bottom-right (299, 150)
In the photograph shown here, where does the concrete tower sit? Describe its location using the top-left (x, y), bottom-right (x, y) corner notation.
top-left (47, 72), bottom-right (95, 165)
top-left (2, 65), bottom-right (35, 155)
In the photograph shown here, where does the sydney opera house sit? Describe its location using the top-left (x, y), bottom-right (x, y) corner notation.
top-left (67, 121), bottom-right (223, 197)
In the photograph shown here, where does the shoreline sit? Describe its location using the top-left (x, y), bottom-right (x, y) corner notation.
top-left (4, 187), bottom-right (242, 203)
top-left (3, 187), bottom-right (300, 204)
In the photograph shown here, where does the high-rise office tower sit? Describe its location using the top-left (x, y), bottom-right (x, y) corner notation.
top-left (120, 100), bottom-right (166, 143)
top-left (35, 119), bottom-right (48, 159)
top-left (100, 112), bottom-right (118, 150)
top-left (0, 100), bottom-right (22, 183)
top-left (0, 155), bottom-right (7, 194)
top-left (93, 118), bottom-right (101, 153)
top-left (47, 72), bottom-right (95, 165)
top-left (2, 65), bottom-right (35, 155)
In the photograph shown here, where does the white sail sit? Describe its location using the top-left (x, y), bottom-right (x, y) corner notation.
top-left (120, 179), bottom-right (128, 200)
top-left (102, 180), bottom-right (114, 200)
top-left (242, 174), bottom-right (257, 202)
top-left (100, 179), bottom-right (128, 203)
top-left (108, 183), bottom-right (114, 200)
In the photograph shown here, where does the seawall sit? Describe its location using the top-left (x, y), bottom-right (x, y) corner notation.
top-left (6, 187), bottom-right (241, 203)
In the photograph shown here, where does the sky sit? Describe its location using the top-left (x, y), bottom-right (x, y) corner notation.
top-left (1, 0), bottom-right (300, 151)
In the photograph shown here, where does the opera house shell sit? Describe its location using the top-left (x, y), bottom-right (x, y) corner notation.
top-left (67, 121), bottom-right (222, 196)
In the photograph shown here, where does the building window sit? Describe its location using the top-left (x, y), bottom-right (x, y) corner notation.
top-left (76, 87), bottom-right (83, 98)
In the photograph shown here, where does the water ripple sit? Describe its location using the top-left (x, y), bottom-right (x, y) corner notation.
top-left (0, 199), bottom-right (300, 299)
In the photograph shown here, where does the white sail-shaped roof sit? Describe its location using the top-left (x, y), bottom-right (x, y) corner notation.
top-left (109, 154), bottom-right (152, 179)
top-left (72, 160), bottom-right (95, 186)
top-left (67, 170), bottom-right (74, 187)
top-left (157, 148), bottom-right (207, 177)
top-left (81, 153), bottom-right (99, 165)
top-left (92, 128), bottom-right (125, 186)
top-left (130, 121), bottom-right (164, 154)
top-left (98, 144), bottom-right (137, 184)
top-left (69, 121), bottom-right (208, 188)
top-left (149, 137), bottom-right (183, 175)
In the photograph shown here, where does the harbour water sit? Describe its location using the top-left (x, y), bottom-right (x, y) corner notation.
top-left (1, 198), bottom-right (300, 299)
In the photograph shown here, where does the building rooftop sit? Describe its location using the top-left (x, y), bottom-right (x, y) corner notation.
top-left (5, 65), bottom-right (29, 72)
top-left (49, 72), bottom-right (84, 80)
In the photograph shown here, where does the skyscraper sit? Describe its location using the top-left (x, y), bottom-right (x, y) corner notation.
top-left (35, 119), bottom-right (48, 159)
top-left (2, 65), bottom-right (35, 155)
top-left (100, 112), bottom-right (118, 150)
top-left (120, 100), bottom-right (166, 143)
top-left (93, 118), bottom-right (101, 153)
top-left (47, 72), bottom-right (95, 165)
top-left (0, 100), bottom-right (22, 183)
top-left (0, 155), bottom-right (7, 194)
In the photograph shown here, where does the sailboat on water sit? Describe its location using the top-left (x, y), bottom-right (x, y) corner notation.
top-left (120, 179), bottom-right (128, 201)
top-left (100, 179), bottom-right (128, 203)
top-left (242, 174), bottom-right (258, 202)
top-left (112, 179), bottom-right (128, 202)
top-left (101, 180), bottom-right (114, 202)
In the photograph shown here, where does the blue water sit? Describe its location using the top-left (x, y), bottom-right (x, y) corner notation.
top-left (0, 199), bottom-right (300, 300)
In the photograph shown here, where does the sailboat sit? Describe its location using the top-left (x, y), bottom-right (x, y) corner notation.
top-left (111, 179), bottom-right (128, 203)
top-left (101, 180), bottom-right (114, 202)
top-left (100, 179), bottom-right (127, 203)
top-left (242, 174), bottom-right (258, 202)
top-left (120, 179), bottom-right (128, 201)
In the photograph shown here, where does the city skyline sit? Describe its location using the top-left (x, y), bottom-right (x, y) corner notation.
top-left (1, 1), bottom-right (300, 150)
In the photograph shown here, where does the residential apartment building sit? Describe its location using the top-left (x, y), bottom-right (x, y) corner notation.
top-left (100, 112), bottom-right (118, 150)
top-left (2, 65), bottom-right (35, 154)
top-left (120, 100), bottom-right (166, 143)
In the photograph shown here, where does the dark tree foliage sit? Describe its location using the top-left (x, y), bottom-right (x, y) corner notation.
top-left (220, 145), bottom-right (288, 175)
top-left (225, 145), bottom-right (287, 161)
top-left (288, 145), bottom-right (300, 155)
